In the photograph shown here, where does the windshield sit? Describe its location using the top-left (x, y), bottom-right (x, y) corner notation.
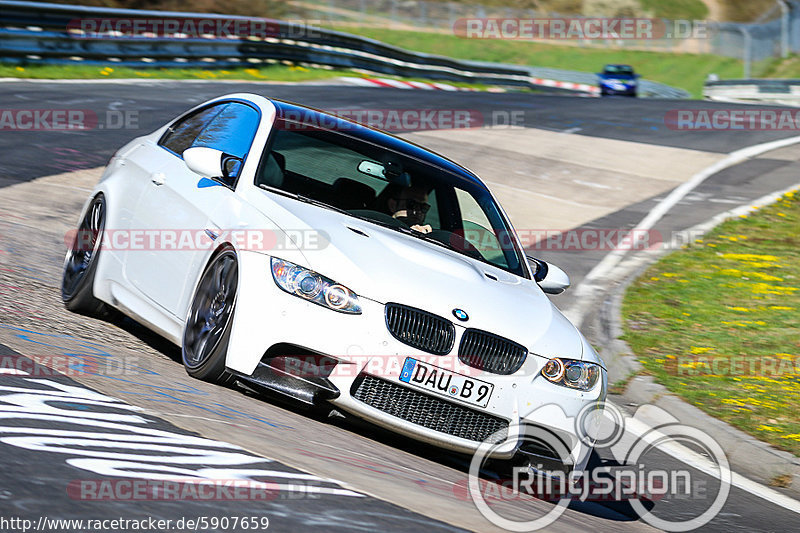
top-left (255, 118), bottom-right (526, 277)
top-left (604, 65), bottom-right (634, 76)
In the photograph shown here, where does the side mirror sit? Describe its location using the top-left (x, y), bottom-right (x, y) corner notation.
top-left (527, 256), bottom-right (570, 294)
top-left (184, 147), bottom-right (242, 180)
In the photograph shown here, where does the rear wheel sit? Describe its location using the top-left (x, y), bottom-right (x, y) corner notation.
top-left (61, 194), bottom-right (110, 316)
top-left (182, 248), bottom-right (238, 384)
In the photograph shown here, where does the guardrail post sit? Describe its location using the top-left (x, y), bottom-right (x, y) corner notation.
top-left (779, 0), bottom-right (790, 58)
top-left (738, 26), bottom-right (753, 78)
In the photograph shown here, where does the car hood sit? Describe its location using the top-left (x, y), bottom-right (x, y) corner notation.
top-left (600, 74), bottom-right (636, 81)
top-left (245, 190), bottom-right (586, 360)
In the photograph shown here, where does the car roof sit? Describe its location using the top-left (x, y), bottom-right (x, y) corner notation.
top-left (268, 98), bottom-right (488, 191)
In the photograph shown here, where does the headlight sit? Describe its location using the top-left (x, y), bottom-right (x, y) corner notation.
top-left (271, 258), bottom-right (361, 314)
top-left (541, 358), bottom-right (600, 391)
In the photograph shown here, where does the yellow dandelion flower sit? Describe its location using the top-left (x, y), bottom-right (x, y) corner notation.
top-left (690, 347), bottom-right (712, 354)
top-left (721, 253), bottom-right (779, 262)
top-left (749, 272), bottom-right (783, 282)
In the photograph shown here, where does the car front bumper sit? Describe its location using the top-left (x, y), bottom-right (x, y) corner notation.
top-left (600, 83), bottom-right (637, 95)
top-left (226, 251), bottom-right (607, 465)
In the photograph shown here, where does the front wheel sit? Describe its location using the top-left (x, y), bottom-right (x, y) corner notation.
top-left (182, 247), bottom-right (238, 384)
top-left (61, 194), bottom-right (110, 316)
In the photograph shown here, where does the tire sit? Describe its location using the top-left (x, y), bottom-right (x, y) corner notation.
top-left (182, 247), bottom-right (238, 384)
top-left (61, 194), bottom-right (110, 316)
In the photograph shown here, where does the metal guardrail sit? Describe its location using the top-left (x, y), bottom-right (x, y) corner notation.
top-left (304, 0), bottom-right (800, 80)
top-left (704, 79), bottom-right (800, 105)
top-left (0, 0), bottom-right (689, 98)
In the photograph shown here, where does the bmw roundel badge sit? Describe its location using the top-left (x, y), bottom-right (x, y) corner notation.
top-left (452, 308), bottom-right (469, 321)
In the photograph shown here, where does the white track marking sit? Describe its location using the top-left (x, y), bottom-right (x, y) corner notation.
top-left (483, 180), bottom-right (598, 208)
top-left (572, 179), bottom-right (614, 190)
top-left (621, 408), bottom-right (800, 514)
top-left (0, 368), bottom-right (29, 375)
top-left (564, 134), bottom-right (800, 324)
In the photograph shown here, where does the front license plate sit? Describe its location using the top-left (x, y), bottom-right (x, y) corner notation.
top-left (399, 358), bottom-right (494, 408)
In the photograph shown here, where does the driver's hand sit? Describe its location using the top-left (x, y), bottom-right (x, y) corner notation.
top-left (411, 224), bottom-right (433, 234)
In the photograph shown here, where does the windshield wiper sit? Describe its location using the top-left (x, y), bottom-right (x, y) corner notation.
top-left (258, 185), bottom-right (354, 217)
top-left (293, 193), bottom-right (353, 216)
top-left (385, 224), bottom-right (475, 256)
top-left (259, 184), bottom-right (478, 256)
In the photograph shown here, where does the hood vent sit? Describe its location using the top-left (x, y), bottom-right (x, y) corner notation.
top-left (346, 226), bottom-right (369, 237)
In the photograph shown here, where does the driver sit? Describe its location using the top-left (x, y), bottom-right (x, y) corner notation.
top-left (379, 183), bottom-right (433, 234)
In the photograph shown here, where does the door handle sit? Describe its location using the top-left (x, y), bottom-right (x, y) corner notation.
top-left (150, 172), bottom-right (166, 186)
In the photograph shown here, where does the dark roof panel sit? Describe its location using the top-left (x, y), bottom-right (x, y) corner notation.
top-left (270, 98), bottom-right (487, 190)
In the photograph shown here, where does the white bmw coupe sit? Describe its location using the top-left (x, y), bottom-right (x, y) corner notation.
top-left (62, 93), bottom-right (606, 472)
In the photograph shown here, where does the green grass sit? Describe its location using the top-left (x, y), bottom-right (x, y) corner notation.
top-left (0, 63), bottom-right (345, 82)
top-left (328, 25), bottom-right (743, 98)
top-left (622, 189), bottom-right (800, 455)
top-left (639, 0), bottom-right (708, 20)
top-left (760, 55), bottom-right (800, 79)
top-left (0, 62), bottom-right (507, 91)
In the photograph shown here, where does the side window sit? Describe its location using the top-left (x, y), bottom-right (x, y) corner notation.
top-left (455, 189), bottom-right (508, 268)
top-left (425, 189), bottom-right (440, 229)
top-left (192, 103), bottom-right (260, 159)
top-left (159, 104), bottom-right (226, 156)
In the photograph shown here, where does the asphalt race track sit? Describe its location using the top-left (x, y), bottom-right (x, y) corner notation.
top-left (1, 80), bottom-right (800, 532)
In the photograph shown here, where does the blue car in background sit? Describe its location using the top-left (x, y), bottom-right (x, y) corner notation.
top-left (598, 64), bottom-right (639, 97)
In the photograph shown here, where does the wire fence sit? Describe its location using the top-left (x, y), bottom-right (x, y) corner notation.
top-left (290, 0), bottom-right (800, 77)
